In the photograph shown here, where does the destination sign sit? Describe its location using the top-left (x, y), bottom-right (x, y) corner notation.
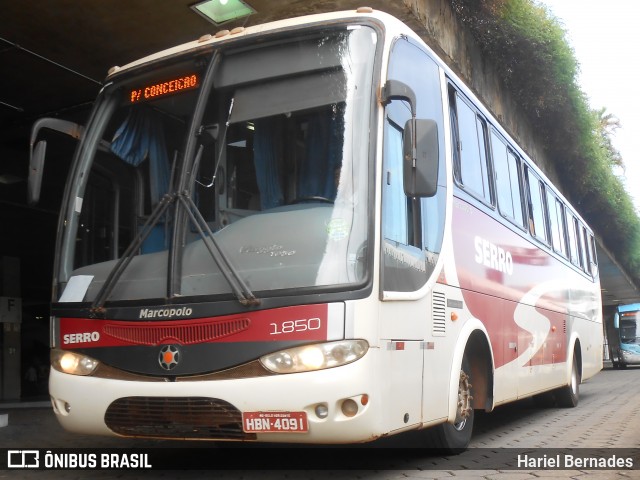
top-left (129, 73), bottom-right (199, 103)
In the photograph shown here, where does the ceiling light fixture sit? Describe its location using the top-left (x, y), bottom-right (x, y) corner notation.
top-left (190, 0), bottom-right (255, 25)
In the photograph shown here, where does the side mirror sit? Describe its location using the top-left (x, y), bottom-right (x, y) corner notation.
top-left (28, 118), bottom-right (84, 205)
top-left (382, 80), bottom-right (439, 198)
top-left (403, 119), bottom-right (439, 197)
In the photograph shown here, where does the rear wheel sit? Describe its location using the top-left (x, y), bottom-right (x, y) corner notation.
top-left (555, 352), bottom-right (580, 408)
top-left (532, 391), bottom-right (555, 408)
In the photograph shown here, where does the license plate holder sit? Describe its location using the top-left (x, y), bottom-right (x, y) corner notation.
top-left (242, 411), bottom-right (308, 433)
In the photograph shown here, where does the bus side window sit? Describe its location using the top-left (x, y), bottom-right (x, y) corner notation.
top-left (566, 210), bottom-right (580, 267)
top-left (524, 167), bottom-right (549, 244)
top-left (546, 190), bottom-right (568, 258)
top-left (581, 225), bottom-right (591, 273)
top-left (491, 131), bottom-right (525, 228)
top-left (450, 91), bottom-right (492, 204)
top-left (589, 234), bottom-right (598, 276)
top-left (573, 218), bottom-right (584, 269)
top-left (567, 212), bottom-right (579, 265)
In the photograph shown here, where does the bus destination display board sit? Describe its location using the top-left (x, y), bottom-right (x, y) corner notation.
top-left (129, 73), bottom-right (199, 103)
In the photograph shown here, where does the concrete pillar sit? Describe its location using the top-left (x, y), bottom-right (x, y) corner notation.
top-left (0, 256), bottom-right (21, 401)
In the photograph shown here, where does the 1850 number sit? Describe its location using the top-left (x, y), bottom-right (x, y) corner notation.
top-left (269, 318), bottom-right (321, 335)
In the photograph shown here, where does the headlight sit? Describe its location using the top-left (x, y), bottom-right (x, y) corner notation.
top-left (260, 340), bottom-right (368, 374)
top-left (51, 349), bottom-right (99, 376)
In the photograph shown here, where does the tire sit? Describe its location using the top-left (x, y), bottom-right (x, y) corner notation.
top-left (555, 352), bottom-right (580, 408)
top-left (423, 355), bottom-right (474, 453)
top-left (532, 391), bottom-right (555, 408)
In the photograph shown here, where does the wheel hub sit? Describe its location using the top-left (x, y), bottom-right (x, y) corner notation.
top-left (454, 370), bottom-right (473, 430)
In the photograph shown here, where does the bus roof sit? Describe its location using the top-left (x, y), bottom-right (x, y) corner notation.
top-left (619, 303), bottom-right (640, 312)
top-left (105, 8), bottom-right (393, 79)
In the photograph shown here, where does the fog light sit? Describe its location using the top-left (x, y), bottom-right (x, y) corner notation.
top-left (315, 403), bottom-right (329, 419)
top-left (64, 402), bottom-right (71, 413)
top-left (341, 398), bottom-right (358, 417)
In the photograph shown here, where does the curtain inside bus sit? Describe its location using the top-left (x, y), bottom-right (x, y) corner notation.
top-left (110, 106), bottom-right (171, 206)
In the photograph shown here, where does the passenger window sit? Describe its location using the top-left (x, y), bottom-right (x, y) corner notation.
top-left (492, 132), bottom-right (525, 227)
top-left (588, 234), bottom-right (598, 276)
top-left (581, 226), bottom-right (591, 272)
top-left (573, 219), bottom-right (584, 269)
top-left (546, 191), bottom-right (568, 257)
top-left (566, 211), bottom-right (580, 267)
top-left (525, 168), bottom-right (548, 244)
top-left (451, 92), bottom-right (491, 203)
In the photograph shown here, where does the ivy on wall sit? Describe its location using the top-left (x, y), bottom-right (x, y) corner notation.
top-left (450, 0), bottom-right (640, 283)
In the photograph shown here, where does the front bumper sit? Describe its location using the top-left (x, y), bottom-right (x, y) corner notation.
top-left (48, 350), bottom-right (383, 444)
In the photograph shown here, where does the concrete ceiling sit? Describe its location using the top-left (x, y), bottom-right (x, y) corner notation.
top-left (597, 240), bottom-right (640, 307)
top-left (0, 0), bottom-right (419, 183)
top-left (0, 0), bottom-right (637, 308)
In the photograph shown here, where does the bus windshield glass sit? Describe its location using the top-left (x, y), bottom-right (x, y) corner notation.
top-left (60, 25), bottom-right (376, 303)
top-left (620, 313), bottom-right (640, 344)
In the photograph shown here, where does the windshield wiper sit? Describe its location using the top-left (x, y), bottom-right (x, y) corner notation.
top-left (91, 192), bottom-right (175, 312)
top-left (91, 188), bottom-right (259, 312)
top-left (177, 191), bottom-right (259, 306)
top-left (181, 136), bottom-right (259, 306)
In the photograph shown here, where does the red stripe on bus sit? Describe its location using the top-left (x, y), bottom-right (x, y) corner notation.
top-left (59, 303), bottom-right (329, 348)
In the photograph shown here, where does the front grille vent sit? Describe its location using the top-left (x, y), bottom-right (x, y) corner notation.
top-left (103, 318), bottom-right (250, 346)
top-left (105, 396), bottom-right (254, 440)
top-left (432, 291), bottom-right (446, 336)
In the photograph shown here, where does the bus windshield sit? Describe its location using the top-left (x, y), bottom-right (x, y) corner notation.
top-left (58, 25), bottom-right (376, 303)
top-left (620, 314), bottom-right (640, 344)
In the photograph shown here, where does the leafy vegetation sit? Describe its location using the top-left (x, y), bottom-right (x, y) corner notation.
top-left (450, 0), bottom-right (640, 283)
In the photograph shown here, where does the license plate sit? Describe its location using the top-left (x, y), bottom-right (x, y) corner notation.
top-left (242, 411), bottom-right (308, 433)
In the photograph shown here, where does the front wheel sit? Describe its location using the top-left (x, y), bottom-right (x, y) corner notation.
top-left (423, 356), bottom-right (474, 453)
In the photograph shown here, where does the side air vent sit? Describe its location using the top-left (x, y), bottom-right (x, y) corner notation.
top-left (432, 291), bottom-right (446, 337)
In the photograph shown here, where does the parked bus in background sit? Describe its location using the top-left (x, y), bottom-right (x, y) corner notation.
top-left (29, 8), bottom-right (602, 452)
top-left (609, 304), bottom-right (640, 368)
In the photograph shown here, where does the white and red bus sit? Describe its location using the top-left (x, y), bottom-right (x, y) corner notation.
top-left (30, 7), bottom-right (602, 451)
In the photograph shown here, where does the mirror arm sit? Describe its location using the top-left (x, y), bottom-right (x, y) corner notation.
top-left (28, 118), bottom-right (86, 206)
top-left (30, 118), bottom-right (84, 150)
top-left (381, 80), bottom-right (417, 117)
top-left (382, 79), bottom-right (419, 166)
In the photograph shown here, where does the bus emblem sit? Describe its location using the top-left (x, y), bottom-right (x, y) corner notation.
top-left (158, 345), bottom-right (181, 370)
